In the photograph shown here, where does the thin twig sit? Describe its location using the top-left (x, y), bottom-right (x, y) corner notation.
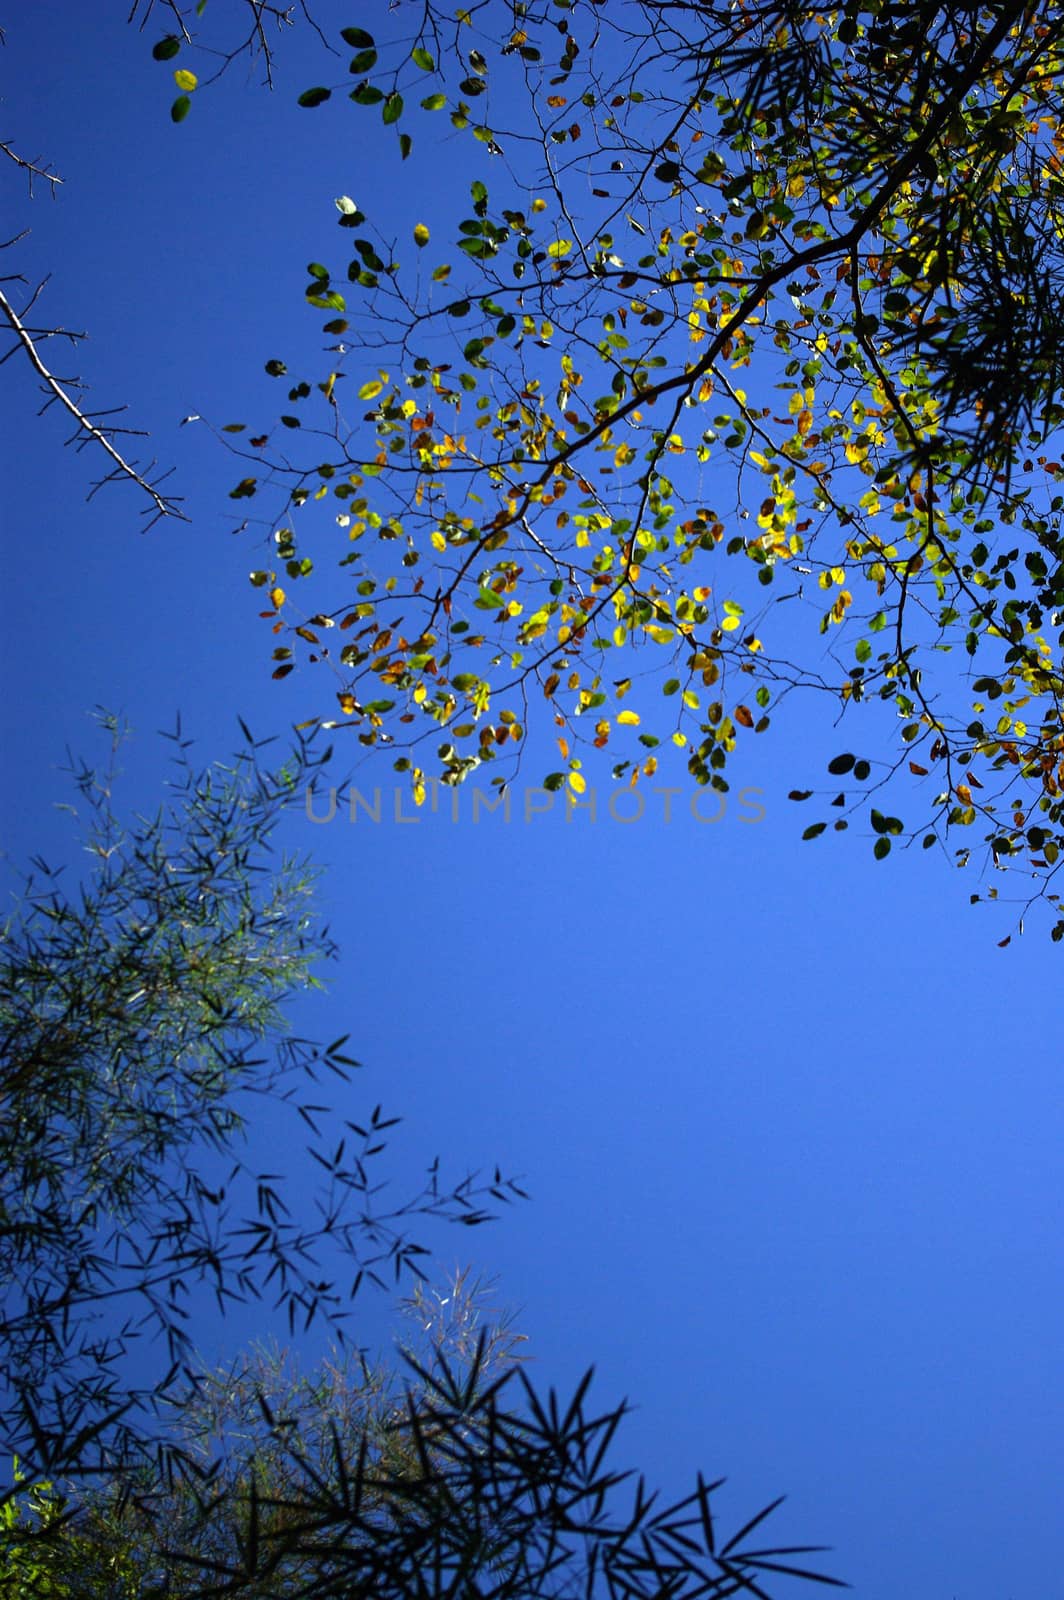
top-left (0, 140), bottom-right (63, 196)
top-left (0, 284), bottom-right (186, 523)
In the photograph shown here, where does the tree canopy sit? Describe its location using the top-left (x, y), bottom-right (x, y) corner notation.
top-left (9, 3), bottom-right (1064, 934)
top-left (0, 717), bottom-right (523, 1493)
top-left (3, 1271), bottom-right (843, 1600)
top-left (115, 0), bottom-right (1064, 939)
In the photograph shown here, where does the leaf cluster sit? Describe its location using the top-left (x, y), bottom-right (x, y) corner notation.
top-left (185, 0), bottom-right (1064, 936)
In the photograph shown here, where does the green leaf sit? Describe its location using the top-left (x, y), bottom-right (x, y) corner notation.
top-left (340, 26), bottom-right (374, 47)
top-left (152, 36), bottom-right (180, 61)
top-left (298, 87), bottom-right (333, 108)
top-left (544, 773), bottom-right (566, 791)
top-left (348, 49), bottom-right (378, 73)
top-left (383, 93), bottom-right (404, 124)
top-left (412, 46), bottom-right (435, 70)
top-left (421, 92), bottom-right (447, 111)
top-left (873, 837), bottom-right (892, 860)
top-left (802, 822), bottom-right (827, 840)
top-left (170, 94), bottom-right (191, 123)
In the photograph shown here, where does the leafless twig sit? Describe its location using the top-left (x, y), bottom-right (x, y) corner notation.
top-left (0, 284), bottom-right (186, 525)
top-left (0, 139), bottom-right (63, 197)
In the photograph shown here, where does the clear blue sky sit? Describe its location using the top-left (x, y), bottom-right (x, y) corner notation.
top-left (3, 6), bottom-right (1062, 1597)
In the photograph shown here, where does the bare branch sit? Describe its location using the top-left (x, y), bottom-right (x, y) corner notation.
top-left (0, 284), bottom-right (186, 525)
top-left (0, 138), bottom-right (63, 196)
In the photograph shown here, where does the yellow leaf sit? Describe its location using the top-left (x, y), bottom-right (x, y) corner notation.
top-left (568, 771), bottom-right (586, 794)
top-left (337, 693), bottom-right (358, 714)
top-left (617, 709), bottom-right (641, 725)
top-left (174, 68), bottom-right (198, 91)
top-left (414, 222), bottom-right (430, 247)
top-left (358, 379), bottom-right (384, 401)
top-left (269, 586), bottom-right (286, 608)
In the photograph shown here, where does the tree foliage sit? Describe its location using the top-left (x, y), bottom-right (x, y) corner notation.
top-left (0, 716), bottom-right (843, 1599)
top-left (134, 0), bottom-right (1064, 937)
top-left (4, 1271), bottom-right (842, 1600)
top-left (0, 716), bottom-right (523, 1491)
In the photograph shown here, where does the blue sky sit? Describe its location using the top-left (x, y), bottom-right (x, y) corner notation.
top-left (3, 5), bottom-right (1063, 1597)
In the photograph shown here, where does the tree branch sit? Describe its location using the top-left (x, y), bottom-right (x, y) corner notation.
top-left (0, 284), bottom-right (186, 525)
top-left (0, 139), bottom-right (63, 196)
